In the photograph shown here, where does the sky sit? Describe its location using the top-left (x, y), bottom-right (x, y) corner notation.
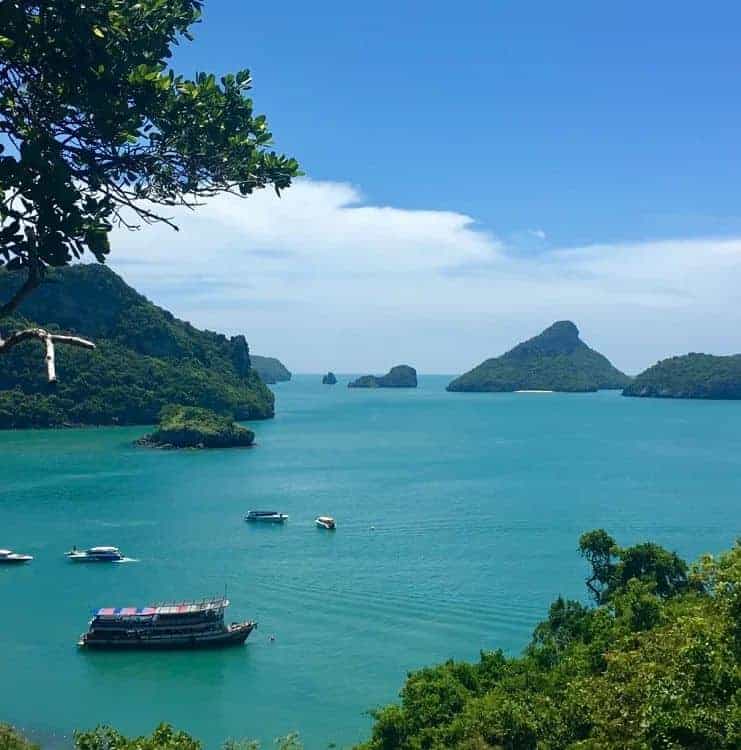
top-left (111, 0), bottom-right (741, 374)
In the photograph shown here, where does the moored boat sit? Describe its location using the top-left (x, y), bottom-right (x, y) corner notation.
top-left (315, 516), bottom-right (336, 530)
top-left (78, 597), bottom-right (255, 650)
top-left (244, 510), bottom-right (289, 523)
top-left (66, 546), bottom-right (124, 562)
top-left (0, 549), bottom-right (33, 564)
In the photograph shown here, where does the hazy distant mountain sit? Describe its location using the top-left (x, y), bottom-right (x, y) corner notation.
top-left (447, 321), bottom-right (630, 393)
top-left (250, 355), bottom-right (291, 384)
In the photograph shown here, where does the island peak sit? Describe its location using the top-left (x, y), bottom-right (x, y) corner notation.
top-left (447, 322), bottom-right (629, 393)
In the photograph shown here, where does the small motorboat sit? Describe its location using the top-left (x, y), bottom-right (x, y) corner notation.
top-left (315, 516), bottom-right (336, 530)
top-left (66, 546), bottom-right (124, 562)
top-left (0, 549), bottom-right (33, 564)
top-left (244, 510), bottom-right (289, 523)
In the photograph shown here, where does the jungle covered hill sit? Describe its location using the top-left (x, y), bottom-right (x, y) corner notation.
top-left (447, 321), bottom-right (631, 393)
top-left (624, 352), bottom-right (741, 399)
top-left (0, 265), bottom-right (274, 428)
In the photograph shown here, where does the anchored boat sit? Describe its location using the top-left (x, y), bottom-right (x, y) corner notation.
top-left (78, 596), bottom-right (256, 649)
top-left (315, 516), bottom-right (336, 530)
top-left (244, 510), bottom-right (289, 523)
top-left (66, 546), bottom-right (124, 562)
top-left (0, 549), bottom-right (33, 564)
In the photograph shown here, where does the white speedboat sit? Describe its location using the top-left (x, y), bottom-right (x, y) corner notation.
top-left (315, 516), bottom-right (336, 530)
top-left (0, 549), bottom-right (33, 564)
top-left (244, 510), bottom-right (289, 523)
top-left (66, 546), bottom-right (124, 562)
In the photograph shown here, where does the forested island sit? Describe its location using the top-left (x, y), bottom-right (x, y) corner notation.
top-left (624, 352), bottom-right (741, 399)
top-left (322, 372), bottom-right (338, 384)
top-left (136, 405), bottom-right (255, 449)
top-left (0, 266), bottom-right (274, 428)
top-left (250, 356), bottom-right (291, 384)
top-left (447, 321), bottom-right (630, 393)
top-left (348, 365), bottom-right (417, 388)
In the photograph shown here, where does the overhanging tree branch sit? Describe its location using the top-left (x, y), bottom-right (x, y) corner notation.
top-left (0, 327), bottom-right (95, 382)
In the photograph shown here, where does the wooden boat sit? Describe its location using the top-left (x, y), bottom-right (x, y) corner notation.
top-left (78, 597), bottom-right (256, 650)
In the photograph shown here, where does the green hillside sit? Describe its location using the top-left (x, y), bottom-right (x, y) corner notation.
top-left (623, 352), bottom-right (741, 399)
top-left (447, 321), bottom-right (630, 393)
top-left (0, 265), bottom-right (274, 428)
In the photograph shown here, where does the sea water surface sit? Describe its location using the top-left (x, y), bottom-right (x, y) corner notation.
top-left (1, 376), bottom-right (740, 748)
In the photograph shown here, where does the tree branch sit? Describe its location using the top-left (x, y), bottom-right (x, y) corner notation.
top-left (0, 263), bottom-right (42, 319)
top-left (0, 328), bottom-right (96, 383)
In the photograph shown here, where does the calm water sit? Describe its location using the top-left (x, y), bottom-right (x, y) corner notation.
top-left (1, 376), bottom-right (740, 748)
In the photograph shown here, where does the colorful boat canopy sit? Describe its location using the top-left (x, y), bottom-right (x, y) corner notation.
top-left (93, 598), bottom-right (228, 618)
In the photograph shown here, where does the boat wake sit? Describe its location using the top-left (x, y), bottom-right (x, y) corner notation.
top-left (113, 557), bottom-right (139, 563)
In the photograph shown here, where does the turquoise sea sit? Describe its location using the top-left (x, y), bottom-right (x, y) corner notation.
top-left (1, 376), bottom-right (740, 749)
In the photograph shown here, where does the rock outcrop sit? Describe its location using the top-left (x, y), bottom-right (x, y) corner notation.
top-left (322, 372), bottom-right (338, 385)
top-left (447, 321), bottom-right (630, 393)
top-left (137, 405), bottom-right (255, 449)
top-left (348, 365), bottom-right (417, 388)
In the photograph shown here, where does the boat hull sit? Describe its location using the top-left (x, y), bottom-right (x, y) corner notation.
top-left (79, 623), bottom-right (256, 650)
top-left (0, 556), bottom-right (32, 564)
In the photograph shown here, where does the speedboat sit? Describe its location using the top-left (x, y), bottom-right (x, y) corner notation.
top-left (244, 510), bottom-right (289, 523)
top-left (0, 549), bottom-right (33, 564)
top-left (315, 516), bottom-right (336, 530)
top-left (66, 546), bottom-right (124, 562)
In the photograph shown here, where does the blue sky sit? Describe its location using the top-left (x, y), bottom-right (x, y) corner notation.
top-left (113, 1), bottom-right (741, 373)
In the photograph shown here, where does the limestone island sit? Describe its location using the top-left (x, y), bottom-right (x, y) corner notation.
top-left (322, 372), bottom-right (338, 385)
top-left (251, 355), bottom-right (291, 384)
top-left (348, 365), bottom-right (417, 388)
top-left (623, 353), bottom-right (741, 399)
top-left (136, 405), bottom-right (255, 449)
top-left (0, 264), bottom-right (274, 429)
top-left (447, 321), bottom-right (630, 393)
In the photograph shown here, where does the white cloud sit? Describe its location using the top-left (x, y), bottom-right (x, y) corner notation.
top-left (110, 179), bottom-right (741, 374)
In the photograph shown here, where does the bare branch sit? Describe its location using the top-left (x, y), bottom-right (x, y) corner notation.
top-left (0, 328), bottom-right (96, 383)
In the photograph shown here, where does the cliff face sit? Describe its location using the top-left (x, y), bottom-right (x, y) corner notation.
top-left (623, 353), bottom-right (741, 399)
top-left (447, 321), bottom-right (630, 393)
top-left (0, 265), bottom-right (274, 428)
top-left (348, 365), bottom-right (417, 388)
top-left (250, 355), bottom-right (291, 384)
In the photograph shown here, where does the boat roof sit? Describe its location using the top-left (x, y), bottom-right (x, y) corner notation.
top-left (0, 549), bottom-right (13, 555)
top-left (248, 510), bottom-right (279, 514)
top-left (93, 597), bottom-right (229, 618)
top-left (88, 546), bottom-right (121, 553)
top-left (317, 516), bottom-right (335, 521)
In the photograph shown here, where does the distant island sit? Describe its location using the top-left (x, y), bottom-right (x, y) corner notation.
top-left (322, 372), bottom-right (338, 385)
top-left (348, 365), bottom-right (417, 388)
top-left (251, 355), bottom-right (291, 384)
top-left (623, 353), bottom-right (741, 399)
top-left (136, 405), bottom-right (255, 449)
top-left (0, 265), bottom-right (274, 428)
top-left (447, 321), bottom-right (630, 393)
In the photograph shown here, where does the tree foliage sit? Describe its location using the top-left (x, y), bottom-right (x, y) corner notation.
top-left (358, 532), bottom-right (741, 750)
top-left (0, 0), bottom-right (300, 315)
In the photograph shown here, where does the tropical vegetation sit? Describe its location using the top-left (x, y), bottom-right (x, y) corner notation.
top-left (250, 356), bottom-right (291, 384)
top-left (623, 353), bottom-right (741, 399)
top-left (138, 404), bottom-right (254, 449)
top-left (358, 530), bottom-right (741, 750)
top-left (0, 265), bottom-right (273, 428)
top-left (447, 321), bottom-right (631, 393)
top-left (0, 0), bottom-right (299, 320)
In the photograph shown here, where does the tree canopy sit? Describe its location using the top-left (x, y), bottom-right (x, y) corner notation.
top-left (359, 532), bottom-right (741, 750)
top-left (0, 0), bottom-right (300, 316)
